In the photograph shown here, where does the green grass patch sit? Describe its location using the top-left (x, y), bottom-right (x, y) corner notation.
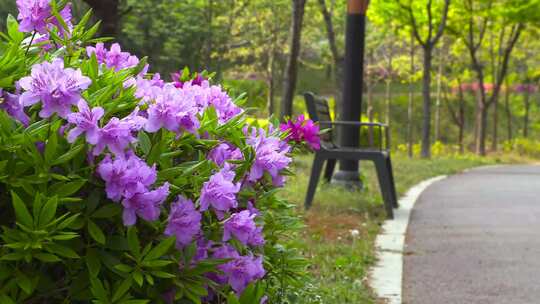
top-left (280, 152), bottom-right (527, 303)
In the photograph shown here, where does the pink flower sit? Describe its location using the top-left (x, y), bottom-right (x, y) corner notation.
top-left (280, 115), bottom-right (320, 150)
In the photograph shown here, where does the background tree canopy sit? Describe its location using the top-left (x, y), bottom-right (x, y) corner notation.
top-left (2, 0), bottom-right (540, 156)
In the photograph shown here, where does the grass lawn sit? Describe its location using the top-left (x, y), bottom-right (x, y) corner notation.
top-left (279, 152), bottom-right (529, 303)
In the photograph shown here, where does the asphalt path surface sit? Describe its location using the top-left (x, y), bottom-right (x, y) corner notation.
top-left (403, 165), bottom-right (540, 304)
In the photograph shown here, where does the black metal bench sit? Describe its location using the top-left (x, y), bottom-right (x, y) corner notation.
top-left (304, 92), bottom-right (398, 219)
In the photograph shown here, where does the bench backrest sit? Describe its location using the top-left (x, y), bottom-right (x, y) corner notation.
top-left (304, 92), bottom-right (335, 148)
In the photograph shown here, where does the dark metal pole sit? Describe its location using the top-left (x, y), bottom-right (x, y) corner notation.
top-left (333, 0), bottom-right (369, 188)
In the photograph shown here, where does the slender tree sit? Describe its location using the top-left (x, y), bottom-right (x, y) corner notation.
top-left (280, 0), bottom-right (308, 118)
top-left (456, 0), bottom-right (523, 155)
top-left (398, 0), bottom-right (451, 158)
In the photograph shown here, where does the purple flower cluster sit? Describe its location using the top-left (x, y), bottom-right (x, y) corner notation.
top-left (200, 165), bottom-right (241, 219)
top-left (208, 142), bottom-right (243, 167)
top-left (223, 210), bottom-right (265, 247)
top-left (87, 43), bottom-right (140, 71)
top-left (19, 59), bottom-right (91, 119)
top-left (165, 196), bottom-right (202, 248)
top-left (145, 84), bottom-right (199, 135)
top-left (66, 100), bottom-right (103, 145)
top-left (0, 89), bottom-right (30, 126)
top-left (97, 152), bottom-right (169, 226)
top-left (280, 114), bottom-right (321, 150)
top-left (171, 71), bottom-right (206, 89)
top-left (179, 81), bottom-right (242, 123)
top-left (211, 244), bottom-right (265, 295)
top-left (246, 127), bottom-right (292, 187)
top-left (17, 0), bottom-right (72, 34)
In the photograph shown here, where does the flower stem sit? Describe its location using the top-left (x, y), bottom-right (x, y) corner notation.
top-left (25, 31), bottom-right (37, 56)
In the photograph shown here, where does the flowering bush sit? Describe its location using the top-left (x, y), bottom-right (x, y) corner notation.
top-left (0, 2), bottom-right (316, 303)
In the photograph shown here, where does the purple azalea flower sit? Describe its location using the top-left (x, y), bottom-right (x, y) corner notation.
top-left (0, 90), bottom-right (30, 126)
top-left (66, 100), bottom-right (103, 144)
top-left (246, 127), bottom-right (292, 187)
top-left (171, 71), bottom-right (206, 89)
top-left (19, 59), bottom-right (91, 119)
top-left (211, 245), bottom-right (265, 295)
top-left (210, 243), bottom-right (240, 284)
top-left (121, 107), bottom-right (147, 132)
top-left (145, 84), bottom-right (199, 134)
top-left (97, 152), bottom-right (157, 201)
top-left (200, 165), bottom-right (241, 218)
top-left (122, 182), bottom-right (170, 226)
top-left (227, 255), bottom-right (265, 295)
top-left (17, 0), bottom-right (72, 34)
top-left (223, 210), bottom-right (265, 247)
top-left (86, 42), bottom-right (108, 63)
top-left (16, 0), bottom-right (51, 33)
top-left (164, 196), bottom-right (202, 248)
top-left (92, 117), bottom-right (137, 156)
top-left (87, 43), bottom-right (140, 71)
top-left (105, 43), bottom-right (139, 71)
top-left (205, 83), bottom-right (242, 123)
top-left (131, 74), bottom-right (165, 104)
top-left (280, 115), bottom-right (321, 150)
top-left (208, 142), bottom-right (243, 167)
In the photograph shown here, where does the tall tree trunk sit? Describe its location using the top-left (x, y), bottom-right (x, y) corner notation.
top-left (280, 0), bottom-right (307, 119)
top-left (385, 43), bottom-right (394, 125)
top-left (267, 52), bottom-right (276, 116)
top-left (434, 45), bottom-right (443, 142)
top-left (317, 0), bottom-right (342, 116)
top-left (421, 45), bottom-right (433, 158)
top-left (523, 90), bottom-right (530, 138)
top-left (82, 0), bottom-right (120, 37)
top-left (476, 101), bottom-right (488, 155)
top-left (407, 34), bottom-right (415, 158)
top-left (492, 95), bottom-right (499, 151)
top-left (385, 79), bottom-right (392, 125)
top-left (504, 79), bottom-right (513, 141)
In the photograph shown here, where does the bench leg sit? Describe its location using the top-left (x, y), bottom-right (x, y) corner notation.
top-left (374, 156), bottom-right (394, 219)
top-left (324, 159), bottom-right (336, 182)
top-left (386, 156), bottom-right (398, 208)
top-left (305, 154), bottom-right (325, 210)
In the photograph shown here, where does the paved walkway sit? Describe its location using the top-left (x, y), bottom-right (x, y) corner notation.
top-left (403, 165), bottom-right (540, 304)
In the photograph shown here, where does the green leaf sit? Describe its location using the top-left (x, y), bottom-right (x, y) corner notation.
top-left (127, 227), bottom-right (141, 259)
top-left (45, 243), bottom-right (80, 259)
top-left (34, 253), bottom-right (61, 263)
top-left (57, 213), bottom-right (80, 230)
top-left (92, 204), bottom-right (121, 219)
top-left (44, 131), bottom-right (58, 164)
top-left (86, 249), bottom-right (101, 278)
top-left (0, 253), bottom-right (25, 261)
top-left (0, 295), bottom-right (16, 304)
top-left (140, 260), bottom-right (173, 268)
top-left (38, 196), bottom-right (58, 227)
top-left (6, 15), bottom-right (23, 42)
top-left (11, 191), bottom-right (33, 228)
top-left (132, 270), bottom-right (143, 287)
top-left (112, 277), bottom-right (133, 302)
top-left (138, 131), bottom-right (152, 155)
top-left (149, 271), bottom-right (175, 279)
top-left (52, 143), bottom-right (84, 165)
top-left (90, 278), bottom-right (109, 301)
top-left (32, 194), bottom-right (44, 224)
top-left (143, 237), bottom-right (175, 261)
top-left (226, 293), bottom-right (241, 304)
top-left (15, 271), bottom-right (32, 295)
top-left (114, 264), bottom-right (132, 273)
top-left (51, 180), bottom-right (86, 197)
top-left (88, 219), bottom-right (106, 245)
